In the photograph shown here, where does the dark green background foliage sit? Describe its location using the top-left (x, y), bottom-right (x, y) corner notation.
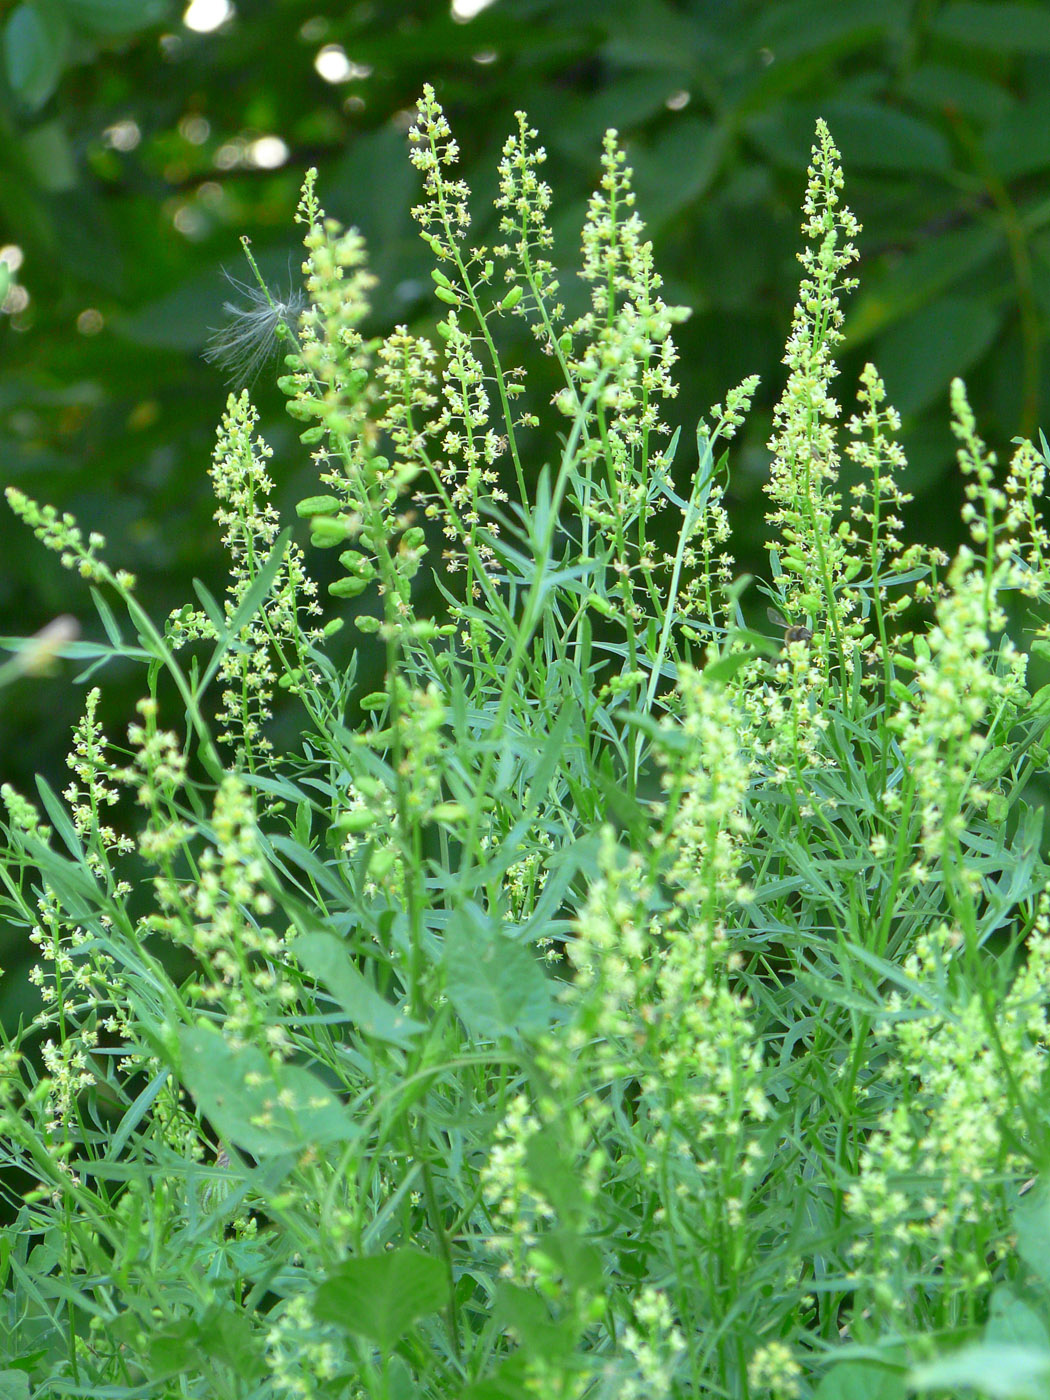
top-left (2, 0), bottom-right (1050, 980)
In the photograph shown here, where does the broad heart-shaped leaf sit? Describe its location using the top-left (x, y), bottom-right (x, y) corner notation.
top-left (147, 1304), bottom-right (265, 1382)
top-left (462, 1354), bottom-right (532, 1400)
top-left (524, 1131), bottom-right (587, 1227)
top-left (0, 1373), bottom-right (30, 1400)
top-left (312, 1248), bottom-right (447, 1350)
top-left (1015, 1184), bottom-right (1050, 1290)
top-left (444, 920), bottom-right (552, 1041)
top-left (987, 1285), bottom-right (1050, 1350)
top-left (177, 1025), bottom-right (355, 1158)
top-left (909, 1343), bottom-right (1050, 1399)
top-left (492, 1283), bottom-right (579, 1364)
top-left (813, 1361), bottom-right (906, 1400)
top-left (294, 930), bottom-right (425, 1048)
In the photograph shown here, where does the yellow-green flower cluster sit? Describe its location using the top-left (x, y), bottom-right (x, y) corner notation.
top-left (893, 549), bottom-right (1026, 873)
top-left (616, 1287), bottom-right (687, 1400)
top-left (288, 169), bottom-right (378, 421)
top-left (168, 391), bottom-right (321, 761)
top-left (494, 110), bottom-right (562, 338)
top-left (409, 83), bottom-right (473, 258)
top-left (747, 1340), bottom-right (803, 1400)
top-left (63, 687), bottom-right (135, 881)
top-left (764, 120), bottom-right (859, 625)
top-left (5, 488), bottom-right (135, 591)
top-left (570, 130), bottom-right (684, 473)
top-left (680, 376), bottom-right (759, 636)
top-left (848, 913), bottom-right (1048, 1321)
top-left (141, 774), bottom-right (292, 1042)
top-left (1002, 434), bottom-right (1050, 590)
top-left (846, 362), bottom-right (943, 671)
top-left (662, 667), bottom-right (752, 908)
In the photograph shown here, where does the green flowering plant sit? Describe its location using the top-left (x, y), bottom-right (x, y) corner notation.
top-left (3, 85), bottom-right (1050, 1400)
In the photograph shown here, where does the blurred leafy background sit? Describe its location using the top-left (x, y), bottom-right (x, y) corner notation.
top-left (3, 0), bottom-right (1050, 1008)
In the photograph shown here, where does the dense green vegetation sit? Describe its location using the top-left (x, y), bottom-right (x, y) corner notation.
top-left (2, 83), bottom-right (1050, 1398)
top-left (5, 0), bottom-right (1050, 812)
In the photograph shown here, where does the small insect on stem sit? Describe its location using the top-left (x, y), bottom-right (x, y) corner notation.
top-left (767, 607), bottom-right (814, 645)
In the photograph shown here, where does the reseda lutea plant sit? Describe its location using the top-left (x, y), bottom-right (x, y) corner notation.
top-left (4, 84), bottom-right (1050, 1400)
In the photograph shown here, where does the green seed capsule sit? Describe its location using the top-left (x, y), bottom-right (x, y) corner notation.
top-left (338, 550), bottom-right (375, 579)
top-left (975, 746), bottom-right (1012, 782)
top-left (285, 398), bottom-right (323, 421)
top-left (310, 516), bottom-right (353, 548)
top-left (296, 495), bottom-right (344, 518)
top-left (329, 575), bottom-right (370, 597)
top-left (332, 810), bottom-right (375, 835)
top-left (368, 847), bottom-right (398, 879)
top-left (987, 793), bottom-right (1009, 824)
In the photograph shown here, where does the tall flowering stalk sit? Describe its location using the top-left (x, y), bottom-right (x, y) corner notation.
top-left (167, 390), bottom-right (322, 767)
top-left (763, 120), bottom-right (861, 680)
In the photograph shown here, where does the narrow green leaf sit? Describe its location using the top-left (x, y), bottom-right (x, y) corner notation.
top-left (985, 95), bottom-right (1050, 179)
top-left (90, 584), bottom-right (125, 647)
top-left (35, 774), bottom-right (83, 860)
top-left (932, 1), bottom-right (1050, 51)
top-left (875, 294), bottom-right (1005, 416)
top-left (65, 0), bottom-right (173, 36)
top-left (191, 579), bottom-right (226, 636)
top-left (192, 529), bottom-right (291, 695)
top-left (108, 1068), bottom-right (169, 1158)
top-left (4, 2), bottom-right (66, 110)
